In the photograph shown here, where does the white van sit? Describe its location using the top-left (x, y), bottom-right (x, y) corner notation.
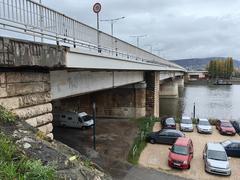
top-left (53, 112), bottom-right (94, 129)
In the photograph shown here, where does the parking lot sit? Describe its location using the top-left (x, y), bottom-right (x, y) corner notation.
top-left (139, 122), bottom-right (240, 180)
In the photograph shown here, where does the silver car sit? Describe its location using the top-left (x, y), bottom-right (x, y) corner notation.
top-left (197, 118), bottom-right (212, 134)
top-left (203, 142), bottom-right (231, 176)
top-left (180, 116), bottom-right (193, 132)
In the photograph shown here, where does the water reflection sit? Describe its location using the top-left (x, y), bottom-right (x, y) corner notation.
top-left (160, 85), bottom-right (240, 120)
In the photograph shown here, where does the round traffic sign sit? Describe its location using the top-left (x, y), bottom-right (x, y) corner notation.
top-left (93, 3), bottom-right (101, 13)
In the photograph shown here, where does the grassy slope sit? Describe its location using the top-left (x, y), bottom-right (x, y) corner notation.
top-left (0, 106), bottom-right (56, 180)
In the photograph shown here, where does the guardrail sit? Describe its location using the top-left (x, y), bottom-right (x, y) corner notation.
top-left (0, 0), bottom-right (185, 70)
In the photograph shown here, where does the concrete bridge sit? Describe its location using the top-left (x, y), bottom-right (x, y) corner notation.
top-left (0, 0), bottom-right (186, 139)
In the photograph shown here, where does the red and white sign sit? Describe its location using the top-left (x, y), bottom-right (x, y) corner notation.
top-left (93, 3), bottom-right (101, 13)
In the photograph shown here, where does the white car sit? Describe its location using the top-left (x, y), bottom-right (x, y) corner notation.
top-left (53, 111), bottom-right (94, 129)
top-left (203, 142), bottom-right (231, 176)
top-left (180, 116), bottom-right (193, 132)
top-left (197, 118), bottom-right (212, 134)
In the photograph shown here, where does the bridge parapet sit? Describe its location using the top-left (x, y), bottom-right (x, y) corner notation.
top-left (0, 0), bottom-right (184, 71)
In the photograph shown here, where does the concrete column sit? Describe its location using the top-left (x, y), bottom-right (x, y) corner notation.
top-left (145, 71), bottom-right (160, 117)
top-left (175, 77), bottom-right (184, 88)
top-left (160, 80), bottom-right (179, 98)
top-left (184, 73), bottom-right (189, 83)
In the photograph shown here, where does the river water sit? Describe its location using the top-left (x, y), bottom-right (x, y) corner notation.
top-left (159, 85), bottom-right (240, 120)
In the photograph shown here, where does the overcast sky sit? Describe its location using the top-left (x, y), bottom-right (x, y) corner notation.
top-left (3, 0), bottom-right (240, 60)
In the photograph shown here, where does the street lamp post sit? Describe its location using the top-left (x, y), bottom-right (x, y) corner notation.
top-left (100, 16), bottom-right (125, 36)
top-left (130, 35), bottom-right (147, 47)
top-left (144, 44), bottom-right (153, 53)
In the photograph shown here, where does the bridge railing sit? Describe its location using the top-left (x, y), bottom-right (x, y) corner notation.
top-left (0, 0), bottom-right (184, 70)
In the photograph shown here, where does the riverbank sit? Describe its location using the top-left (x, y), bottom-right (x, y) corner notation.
top-left (186, 79), bottom-right (240, 85)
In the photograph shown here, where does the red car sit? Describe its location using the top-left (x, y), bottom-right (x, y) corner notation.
top-left (168, 137), bottom-right (193, 169)
top-left (216, 120), bottom-right (236, 136)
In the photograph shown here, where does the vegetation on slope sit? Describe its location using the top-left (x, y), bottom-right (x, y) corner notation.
top-left (128, 117), bottom-right (159, 165)
top-left (0, 105), bottom-right (56, 179)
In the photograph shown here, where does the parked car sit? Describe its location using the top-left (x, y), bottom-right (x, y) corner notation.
top-left (146, 129), bottom-right (184, 145)
top-left (231, 120), bottom-right (240, 134)
top-left (168, 137), bottom-right (193, 169)
top-left (216, 120), bottom-right (236, 136)
top-left (220, 140), bottom-right (240, 157)
top-left (161, 117), bottom-right (176, 129)
top-left (53, 111), bottom-right (94, 129)
top-left (196, 118), bottom-right (212, 134)
top-left (203, 142), bottom-right (231, 176)
top-left (180, 117), bottom-right (193, 132)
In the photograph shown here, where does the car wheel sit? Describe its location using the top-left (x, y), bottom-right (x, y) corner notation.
top-left (150, 139), bottom-right (155, 144)
top-left (188, 164), bottom-right (191, 169)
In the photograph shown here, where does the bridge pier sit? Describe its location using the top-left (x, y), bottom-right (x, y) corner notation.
top-left (160, 80), bottom-right (179, 98)
top-left (145, 71), bottom-right (160, 117)
top-left (175, 77), bottom-right (184, 88)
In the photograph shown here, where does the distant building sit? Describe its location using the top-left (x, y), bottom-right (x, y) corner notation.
top-left (187, 71), bottom-right (208, 81)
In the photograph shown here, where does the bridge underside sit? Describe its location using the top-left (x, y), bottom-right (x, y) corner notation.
top-left (50, 70), bottom-right (144, 100)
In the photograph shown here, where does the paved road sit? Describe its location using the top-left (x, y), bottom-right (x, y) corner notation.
top-left (121, 166), bottom-right (187, 180)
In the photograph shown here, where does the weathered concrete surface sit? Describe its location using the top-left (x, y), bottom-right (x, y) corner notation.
top-left (50, 70), bottom-right (144, 100)
top-left (0, 37), bottom-right (66, 67)
top-left (0, 119), bottom-right (111, 180)
top-left (0, 71), bottom-right (53, 137)
top-left (159, 81), bottom-right (179, 98)
top-left (175, 78), bottom-right (184, 87)
top-left (53, 82), bottom-right (146, 118)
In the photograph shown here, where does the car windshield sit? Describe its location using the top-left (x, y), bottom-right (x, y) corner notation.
top-left (166, 118), bottom-right (175, 124)
top-left (222, 122), bottom-right (232, 127)
top-left (199, 121), bottom-right (210, 126)
top-left (81, 115), bottom-right (92, 122)
top-left (172, 145), bottom-right (188, 155)
top-left (221, 140), bottom-right (231, 147)
top-left (208, 150), bottom-right (227, 161)
top-left (181, 118), bottom-right (192, 124)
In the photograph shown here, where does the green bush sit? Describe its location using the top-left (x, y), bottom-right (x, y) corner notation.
top-left (0, 105), bottom-right (16, 123)
top-left (0, 133), bottom-right (56, 179)
top-left (128, 117), bottom-right (159, 164)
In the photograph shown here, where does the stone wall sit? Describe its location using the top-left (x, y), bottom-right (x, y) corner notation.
top-left (0, 71), bottom-right (53, 138)
top-left (0, 36), bottom-right (66, 67)
top-left (145, 71), bottom-right (160, 117)
top-left (52, 82), bottom-right (146, 119)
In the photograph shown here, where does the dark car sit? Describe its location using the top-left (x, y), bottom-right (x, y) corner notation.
top-left (221, 140), bottom-right (240, 157)
top-left (161, 117), bottom-right (176, 129)
top-left (146, 129), bottom-right (185, 145)
top-left (216, 120), bottom-right (236, 136)
top-left (231, 120), bottom-right (240, 134)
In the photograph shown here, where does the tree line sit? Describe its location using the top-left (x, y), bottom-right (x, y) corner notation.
top-left (207, 58), bottom-right (234, 79)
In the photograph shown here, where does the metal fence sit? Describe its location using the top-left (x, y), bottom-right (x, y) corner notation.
top-left (0, 0), bottom-right (184, 70)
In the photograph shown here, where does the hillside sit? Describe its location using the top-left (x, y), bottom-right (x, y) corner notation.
top-left (172, 57), bottom-right (240, 71)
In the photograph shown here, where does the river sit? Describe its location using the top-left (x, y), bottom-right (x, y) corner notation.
top-left (159, 84), bottom-right (240, 120)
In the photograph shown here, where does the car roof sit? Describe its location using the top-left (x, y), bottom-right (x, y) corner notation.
top-left (227, 140), bottom-right (240, 143)
top-left (182, 116), bottom-right (191, 120)
top-left (219, 120), bottom-right (230, 123)
top-left (199, 118), bottom-right (208, 121)
top-left (161, 129), bottom-right (181, 133)
top-left (207, 143), bottom-right (225, 151)
top-left (175, 137), bottom-right (191, 146)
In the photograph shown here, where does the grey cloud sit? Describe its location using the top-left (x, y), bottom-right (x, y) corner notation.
top-left (36, 0), bottom-right (240, 59)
